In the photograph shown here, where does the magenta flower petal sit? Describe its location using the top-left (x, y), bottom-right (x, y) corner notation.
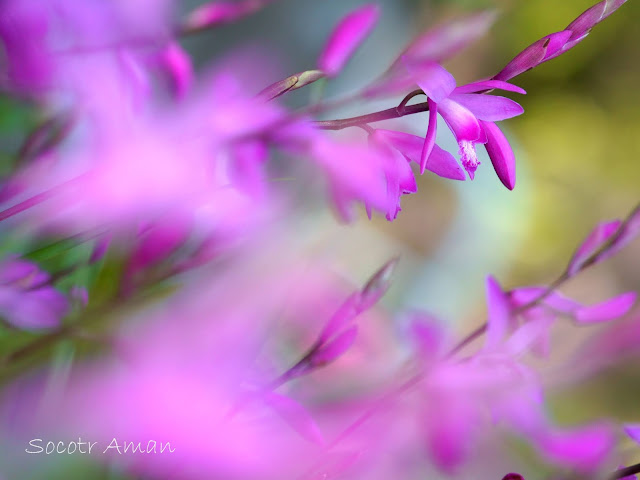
top-left (481, 121), bottom-right (516, 190)
top-left (317, 4), bottom-right (380, 77)
top-left (485, 275), bottom-right (511, 350)
top-left (534, 424), bottom-right (614, 471)
top-left (493, 31), bottom-right (572, 81)
top-left (263, 392), bottom-right (325, 446)
top-left (426, 145), bottom-right (466, 181)
top-left (624, 424), bottom-right (640, 444)
top-left (403, 60), bottom-right (456, 103)
top-left (318, 293), bottom-right (360, 344)
top-left (450, 94), bottom-right (524, 122)
top-left (159, 42), bottom-right (193, 99)
top-left (438, 98), bottom-right (482, 142)
top-left (399, 10), bottom-right (496, 65)
top-left (567, 219), bottom-right (622, 276)
top-left (595, 204), bottom-right (640, 263)
top-left (421, 98), bottom-right (439, 173)
top-left (454, 80), bottom-right (526, 95)
top-left (574, 292), bottom-right (636, 323)
top-left (375, 129), bottom-right (423, 162)
top-left (360, 257), bottom-right (399, 310)
top-left (374, 129), bottom-right (465, 181)
top-left (311, 325), bottom-right (359, 366)
top-left (0, 0), bottom-right (52, 94)
top-left (182, 0), bottom-right (270, 31)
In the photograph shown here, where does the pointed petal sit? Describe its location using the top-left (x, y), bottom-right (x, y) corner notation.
top-left (575, 292), bottom-right (636, 323)
top-left (534, 423), bottom-right (614, 471)
top-left (318, 293), bottom-right (360, 343)
top-left (438, 98), bottom-right (482, 142)
top-left (360, 257), bottom-right (399, 310)
top-left (485, 275), bottom-right (511, 350)
top-left (403, 60), bottom-right (456, 103)
top-left (567, 220), bottom-right (622, 276)
top-left (318, 4), bottom-right (380, 77)
top-left (426, 145), bottom-right (466, 180)
top-left (481, 121), bottom-right (516, 190)
top-left (159, 42), bottom-right (193, 99)
top-left (375, 129), bottom-right (423, 163)
top-left (493, 31), bottom-right (572, 81)
top-left (454, 80), bottom-right (526, 95)
top-left (421, 98), bottom-right (438, 172)
top-left (624, 424), bottom-right (640, 444)
top-left (263, 392), bottom-right (325, 446)
top-left (398, 10), bottom-right (496, 65)
top-left (311, 325), bottom-right (359, 366)
top-left (595, 204), bottom-right (640, 263)
top-left (504, 317), bottom-right (554, 356)
top-left (450, 94), bottom-right (524, 121)
top-left (181, 0), bottom-right (268, 32)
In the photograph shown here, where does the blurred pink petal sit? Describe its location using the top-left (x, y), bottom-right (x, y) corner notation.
top-left (403, 60), bottom-right (456, 103)
top-left (263, 391), bottom-right (325, 446)
top-left (398, 10), bottom-right (497, 65)
top-left (485, 275), bottom-right (511, 350)
top-left (574, 292), bottom-right (636, 323)
top-left (158, 41), bottom-right (193, 99)
top-left (311, 325), bottom-right (359, 366)
top-left (317, 4), bottom-right (380, 77)
top-left (568, 219), bottom-right (622, 276)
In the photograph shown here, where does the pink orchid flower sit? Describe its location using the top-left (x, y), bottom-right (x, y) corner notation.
top-left (405, 61), bottom-right (525, 188)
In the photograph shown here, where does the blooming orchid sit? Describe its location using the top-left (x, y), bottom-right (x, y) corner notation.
top-left (405, 61), bottom-right (525, 186)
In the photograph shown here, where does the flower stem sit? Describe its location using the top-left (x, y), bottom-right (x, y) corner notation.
top-left (314, 100), bottom-right (430, 130)
top-left (610, 462), bottom-right (640, 479)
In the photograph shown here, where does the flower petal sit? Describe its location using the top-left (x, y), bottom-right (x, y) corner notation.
top-left (311, 325), bottom-right (359, 366)
top-left (426, 145), bottom-right (466, 180)
top-left (485, 275), bottom-right (511, 350)
top-left (595, 204), bottom-right (640, 263)
top-left (454, 80), bottom-right (526, 95)
top-left (263, 391), bottom-right (325, 446)
top-left (421, 98), bottom-right (439, 173)
top-left (438, 98), bottom-right (482, 142)
top-left (574, 292), bottom-right (636, 323)
top-left (159, 41), bottom-right (193, 99)
top-left (450, 94), bottom-right (524, 122)
top-left (567, 220), bottom-right (622, 276)
top-left (318, 4), bottom-right (380, 77)
top-left (403, 60), bottom-right (456, 103)
top-left (624, 424), bottom-right (640, 444)
top-left (375, 129), bottom-right (422, 163)
top-left (398, 10), bottom-right (496, 65)
top-left (481, 121), bottom-right (516, 190)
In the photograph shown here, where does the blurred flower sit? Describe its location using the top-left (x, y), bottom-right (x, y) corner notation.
top-left (0, 257), bottom-right (68, 329)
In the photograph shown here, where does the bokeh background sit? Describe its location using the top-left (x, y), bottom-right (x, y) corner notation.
top-left (1, 0), bottom-right (639, 478)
